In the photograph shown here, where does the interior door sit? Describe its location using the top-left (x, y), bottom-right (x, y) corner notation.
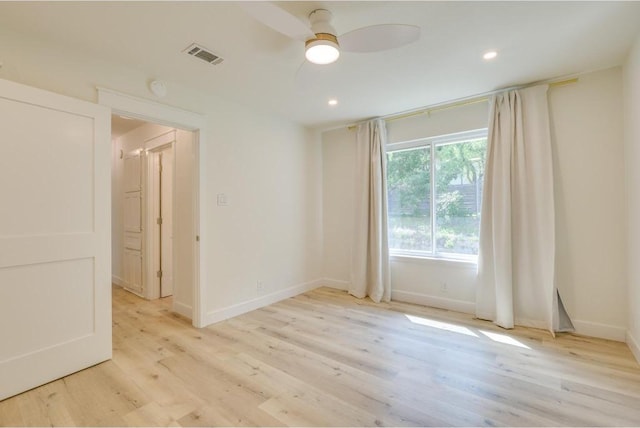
top-left (123, 150), bottom-right (144, 296)
top-left (0, 78), bottom-right (111, 400)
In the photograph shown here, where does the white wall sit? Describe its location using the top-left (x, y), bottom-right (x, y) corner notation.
top-left (1, 25), bottom-right (323, 326)
top-left (549, 68), bottom-right (627, 340)
top-left (322, 126), bottom-right (356, 289)
top-left (202, 101), bottom-right (323, 323)
top-left (624, 33), bottom-right (640, 361)
top-left (322, 68), bottom-right (628, 341)
top-left (386, 102), bottom-right (489, 143)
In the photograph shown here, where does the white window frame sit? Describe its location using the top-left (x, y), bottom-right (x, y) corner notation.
top-left (386, 128), bottom-right (488, 262)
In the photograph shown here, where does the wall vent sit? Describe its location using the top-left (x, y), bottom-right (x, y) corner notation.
top-left (183, 43), bottom-right (224, 66)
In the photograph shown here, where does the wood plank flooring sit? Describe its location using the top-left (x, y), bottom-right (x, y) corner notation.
top-left (1, 285), bottom-right (640, 426)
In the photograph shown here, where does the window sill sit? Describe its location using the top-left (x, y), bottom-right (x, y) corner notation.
top-left (390, 253), bottom-right (477, 269)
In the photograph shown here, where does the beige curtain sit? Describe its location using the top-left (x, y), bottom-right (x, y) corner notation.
top-left (477, 84), bottom-right (573, 333)
top-left (350, 119), bottom-right (391, 303)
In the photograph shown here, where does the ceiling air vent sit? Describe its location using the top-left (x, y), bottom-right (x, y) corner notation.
top-left (183, 43), bottom-right (224, 66)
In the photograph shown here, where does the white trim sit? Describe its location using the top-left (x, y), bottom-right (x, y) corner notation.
top-left (112, 275), bottom-right (124, 287)
top-left (320, 278), bottom-right (350, 290)
top-left (2, 78), bottom-right (106, 117)
top-left (193, 131), bottom-right (203, 327)
top-left (145, 130), bottom-right (176, 151)
top-left (97, 87), bottom-right (203, 131)
top-left (626, 331), bottom-right (640, 364)
top-left (390, 254), bottom-right (477, 269)
top-left (98, 88), bottom-right (205, 328)
top-left (173, 301), bottom-right (192, 320)
top-left (386, 128), bottom-right (488, 151)
top-left (123, 286), bottom-right (145, 299)
top-left (144, 148), bottom-right (159, 301)
top-left (391, 290), bottom-right (475, 314)
top-left (204, 279), bottom-right (324, 325)
top-left (513, 317), bottom-right (548, 331)
top-left (572, 319), bottom-right (627, 342)
top-left (143, 142), bottom-right (176, 302)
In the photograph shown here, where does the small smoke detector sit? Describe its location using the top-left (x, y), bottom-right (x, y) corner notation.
top-left (183, 43), bottom-right (224, 66)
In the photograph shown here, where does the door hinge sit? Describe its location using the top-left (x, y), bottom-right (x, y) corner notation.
top-left (157, 270), bottom-right (163, 278)
top-left (157, 217), bottom-right (162, 225)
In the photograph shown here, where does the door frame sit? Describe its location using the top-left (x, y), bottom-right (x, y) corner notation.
top-left (145, 140), bottom-right (175, 301)
top-left (98, 87), bottom-right (206, 328)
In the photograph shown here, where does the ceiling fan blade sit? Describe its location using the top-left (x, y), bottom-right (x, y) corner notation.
top-left (339, 24), bottom-right (420, 53)
top-left (240, 2), bottom-right (315, 42)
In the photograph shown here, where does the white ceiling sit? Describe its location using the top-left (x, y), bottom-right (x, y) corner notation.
top-left (0, 1), bottom-right (639, 130)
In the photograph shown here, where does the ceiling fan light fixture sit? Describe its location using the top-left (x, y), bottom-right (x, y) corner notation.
top-left (305, 33), bottom-right (340, 65)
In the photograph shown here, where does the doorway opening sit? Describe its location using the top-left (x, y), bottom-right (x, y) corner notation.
top-left (101, 88), bottom-right (204, 328)
top-left (111, 118), bottom-right (195, 316)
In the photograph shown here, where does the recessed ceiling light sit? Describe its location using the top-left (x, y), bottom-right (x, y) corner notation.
top-left (328, 99), bottom-right (338, 106)
top-left (483, 50), bottom-right (498, 60)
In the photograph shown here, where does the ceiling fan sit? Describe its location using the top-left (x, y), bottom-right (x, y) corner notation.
top-left (241, 2), bottom-right (421, 65)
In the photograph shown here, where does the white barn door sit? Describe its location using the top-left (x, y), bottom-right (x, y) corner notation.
top-left (0, 78), bottom-right (111, 400)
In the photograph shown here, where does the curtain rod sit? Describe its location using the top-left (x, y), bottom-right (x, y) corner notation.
top-left (347, 77), bottom-right (578, 131)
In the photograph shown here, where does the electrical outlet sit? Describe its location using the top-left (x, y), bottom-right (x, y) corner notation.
top-left (440, 282), bottom-right (448, 293)
top-left (257, 280), bottom-right (264, 294)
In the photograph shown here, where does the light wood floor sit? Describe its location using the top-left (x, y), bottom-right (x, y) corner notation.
top-left (1, 286), bottom-right (640, 427)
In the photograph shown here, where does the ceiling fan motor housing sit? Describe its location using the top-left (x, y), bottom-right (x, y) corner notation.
top-left (307, 9), bottom-right (339, 45)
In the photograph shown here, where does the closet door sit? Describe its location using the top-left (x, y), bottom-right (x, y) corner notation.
top-left (124, 192), bottom-right (142, 233)
top-left (0, 78), bottom-right (111, 400)
top-left (123, 249), bottom-right (143, 295)
top-left (123, 150), bottom-right (144, 296)
top-left (124, 151), bottom-right (142, 192)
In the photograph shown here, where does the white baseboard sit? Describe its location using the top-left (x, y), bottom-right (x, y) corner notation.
top-left (626, 330), bottom-right (640, 364)
top-left (204, 279), bottom-right (323, 326)
top-left (173, 300), bottom-right (192, 320)
top-left (513, 317), bottom-right (549, 331)
top-left (112, 275), bottom-right (124, 287)
top-left (475, 313), bottom-right (549, 331)
top-left (391, 290), bottom-right (475, 315)
top-left (320, 278), bottom-right (350, 291)
top-left (572, 319), bottom-right (627, 342)
top-left (123, 286), bottom-right (145, 299)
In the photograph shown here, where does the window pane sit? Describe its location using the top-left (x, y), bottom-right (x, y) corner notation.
top-left (386, 147), bottom-right (432, 252)
top-left (435, 138), bottom-right (486, 255)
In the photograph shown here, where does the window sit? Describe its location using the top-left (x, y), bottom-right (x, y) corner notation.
top-left (386, 129), bottom-right (487, 260)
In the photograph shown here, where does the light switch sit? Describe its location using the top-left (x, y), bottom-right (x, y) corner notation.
top-left (217, 193), bottom-right (228, 206)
